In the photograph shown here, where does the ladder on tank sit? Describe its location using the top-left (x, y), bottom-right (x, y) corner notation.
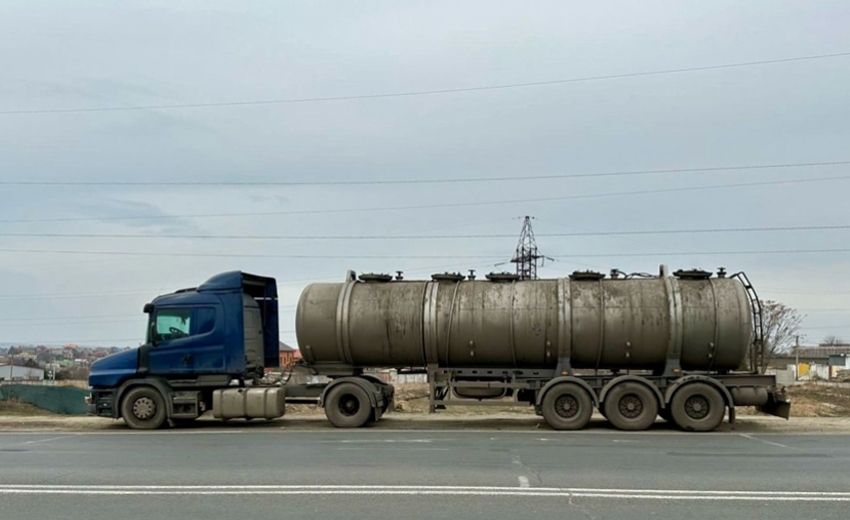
top-left (732, 271), bottom-right (765, 373)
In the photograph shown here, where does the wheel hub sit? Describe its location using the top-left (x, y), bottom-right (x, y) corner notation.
top-left (555, 395), bottom-right (579, 419)
top-left (684, 395), bottom-right (710, 420)
top-left (339, 395), bottom-right (360, 417)
top-left (132, 397), bottom-right (155, 420)
top-left (618, 395), bottom-right (643, 419)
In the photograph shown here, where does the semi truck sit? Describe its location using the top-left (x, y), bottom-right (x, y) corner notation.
top-left (87, 266), bottom-right (790, 431)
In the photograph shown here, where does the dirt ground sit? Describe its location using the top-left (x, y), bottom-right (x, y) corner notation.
top-left (2, 382), bottom-right (850, 432)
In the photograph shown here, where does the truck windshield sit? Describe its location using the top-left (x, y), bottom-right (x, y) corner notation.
top-left (153, 308), bottom-right (192, 342)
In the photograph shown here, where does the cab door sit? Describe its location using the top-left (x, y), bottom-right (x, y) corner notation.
top-left (147, 306), bottom-right (225, 375)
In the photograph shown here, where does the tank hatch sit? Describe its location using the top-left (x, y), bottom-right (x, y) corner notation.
top-left (673, 269), bottom-right (712, 280)
top-left (485, 272), bottom-right (520, 282)
top-left (358, 273), bottom-right (393, 282)
top-left (569, 270), bottom-right (605, 281)
top-left (431, 272), bottom-right (465, 282)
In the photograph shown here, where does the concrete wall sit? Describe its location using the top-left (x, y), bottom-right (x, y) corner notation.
top-left (0, 364), bottom-right (44, 381)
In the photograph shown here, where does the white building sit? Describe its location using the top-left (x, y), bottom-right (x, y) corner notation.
top-left (0, 364), bottom-right (44, 381)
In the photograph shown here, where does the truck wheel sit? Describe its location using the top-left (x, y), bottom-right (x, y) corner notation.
top-left (541, 383), bottom-right (593, 431)
top-left (325, 383), bottom-right (373, 428)
top-left (670, 383), bottom-right (726, 432)
top-left (603, 382), bottom-right (658, 431)
top-left (121, 386), bottom-right (167, 430)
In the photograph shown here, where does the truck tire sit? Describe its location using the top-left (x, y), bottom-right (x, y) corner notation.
top-left (541, 383), bottom-right (593, 431)
top-left (121, 386), bottom-right (167, 430)
top-left (670, 383), bottom-right (726, 432)
top-left (603, 382), bottom-right (658, 431)
top-left (325, 383), bottom-right (373, 428)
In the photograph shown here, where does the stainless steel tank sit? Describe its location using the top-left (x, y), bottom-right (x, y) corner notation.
top-left (295, 269), bottom-right (753, 372)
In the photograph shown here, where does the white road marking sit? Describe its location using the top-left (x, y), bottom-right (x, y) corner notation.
top-left (739, 433), bottom-right (794, 449)
top-left (0, 429), bottom-right (842, 437)
top-left (337, 448), bottom-right (449, 451)
top-left (24, 435), bottom-right (80, 445)
top-left (0, 430), bottom-right (248, 436)
top-left (0, 485), bottom-right (847, 501)
top-left (337, 439), bottom-right (435, 444)
top-left (518, 476), bottom-right (530, 488)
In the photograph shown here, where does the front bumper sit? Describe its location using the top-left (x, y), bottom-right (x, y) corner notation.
top-left (87, 389), bottom-right (117, 418)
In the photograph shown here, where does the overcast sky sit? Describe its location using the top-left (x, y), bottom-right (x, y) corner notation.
top-left (1, 1), bottom-right (849, 348)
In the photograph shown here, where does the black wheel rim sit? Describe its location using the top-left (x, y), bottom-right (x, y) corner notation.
top-left (338, 394), bottom-right (361, 417)
top-left (618, 394), bottom-right (643, 419)
top-left (684, 395), bottom-right (710, 420)
top-left (555, 394), bottom-right (579, 419)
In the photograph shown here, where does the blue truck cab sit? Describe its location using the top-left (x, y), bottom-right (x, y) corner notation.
top-left (87, 271), bottom-right (280, 429)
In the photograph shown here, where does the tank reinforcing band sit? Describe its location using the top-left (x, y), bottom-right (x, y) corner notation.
top-left (555, 277), bottom-right (574, 376)
top-left (423, 280), bottom-right (440, 366)
top-left (444, 278), bottom-right (462, 368)
top-left (594, 276), bottom-right (606, 373)
top-left (335, 277), bottom-right (356, 366)
top-left (661, 265), bottom-right (684, 377)
top-left (707, 277), bottom-right (719, 372)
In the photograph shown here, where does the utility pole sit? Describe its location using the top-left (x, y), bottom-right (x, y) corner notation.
top-left (795, 335), bottom-right (800, 381)
top-left (510, 216), bottom-right (545, 280)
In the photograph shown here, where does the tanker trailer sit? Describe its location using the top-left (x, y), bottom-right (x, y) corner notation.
top-left (296, 266), bottom-right (790, 431)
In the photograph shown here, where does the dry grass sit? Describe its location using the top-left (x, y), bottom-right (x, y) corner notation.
top-left (784, 384), bottom-right (850, 417)
top-left (0, 399), bottom-right (54, 417)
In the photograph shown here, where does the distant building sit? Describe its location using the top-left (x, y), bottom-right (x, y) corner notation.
top-left (773, 345), bottom-right (850, 369)
top-left (278, 341), bottom-right (299, 368)
top-left (0, 364), bottom-right (44, 381)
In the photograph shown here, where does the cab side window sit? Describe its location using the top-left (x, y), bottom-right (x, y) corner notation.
top-left (154, 308), bottom-right (192, 342)
top-left (153, 307), bottom-right (217, 343)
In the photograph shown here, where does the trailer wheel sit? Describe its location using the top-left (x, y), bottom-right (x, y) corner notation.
top-left (541, 383), bottom-right (593, 431)
top-left (670, 383), bottom-right (726, 432)
top-left (121, 386), bottom-right (167, 430)
top-left (325, 383), bottom-right (373, 428)
top-left (603, 382), bottom-right (658, 431)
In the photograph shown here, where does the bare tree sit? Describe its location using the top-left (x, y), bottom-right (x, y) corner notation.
top-left (822, 335), bottom-right (847, 346)
top-left (757, 300), bottom-right (803, 373)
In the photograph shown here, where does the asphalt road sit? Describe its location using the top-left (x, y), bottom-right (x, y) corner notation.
top-left (1, 428), bottom-right (848, 520)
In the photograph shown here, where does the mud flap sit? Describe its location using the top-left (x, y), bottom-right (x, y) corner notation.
top-left (757, 398), bottom-right (791, 420)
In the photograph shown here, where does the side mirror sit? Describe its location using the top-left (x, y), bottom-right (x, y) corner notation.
top-left (143, 303), bottom-right (153, 314)
top-left (148, 319), bottom-right (158, 345)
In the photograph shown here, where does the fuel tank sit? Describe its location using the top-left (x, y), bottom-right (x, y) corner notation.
top-left (295, 268), bottom-right (753, 372)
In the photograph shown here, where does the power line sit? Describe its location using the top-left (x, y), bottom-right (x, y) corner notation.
top-left (761, 287), bottom-right (850, 295)
top-left (0, 261), bottom-right (497, 301)
top-left (2, 51), bottom-right (848, 116)
top-left (0, 308), bottom-right (300, 324)
top-left (2, 160), bottom-right (847, 187)
top-left (0, 314), bottom-right (138, 323)
top-left (3, 174), bottom-right (849, 225)
top-left (3, 224), bottom-right (849, 241)
top-left (4, 338), bottom-right (142, 345)
top-left (6, 334), bottom-right (297, 345)
top-left (0, 249), bottom-right (503, 259)
top-left (550, 248), bottom-right (850, 258)
top-left (3, 247), bottom-right (850, 260)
